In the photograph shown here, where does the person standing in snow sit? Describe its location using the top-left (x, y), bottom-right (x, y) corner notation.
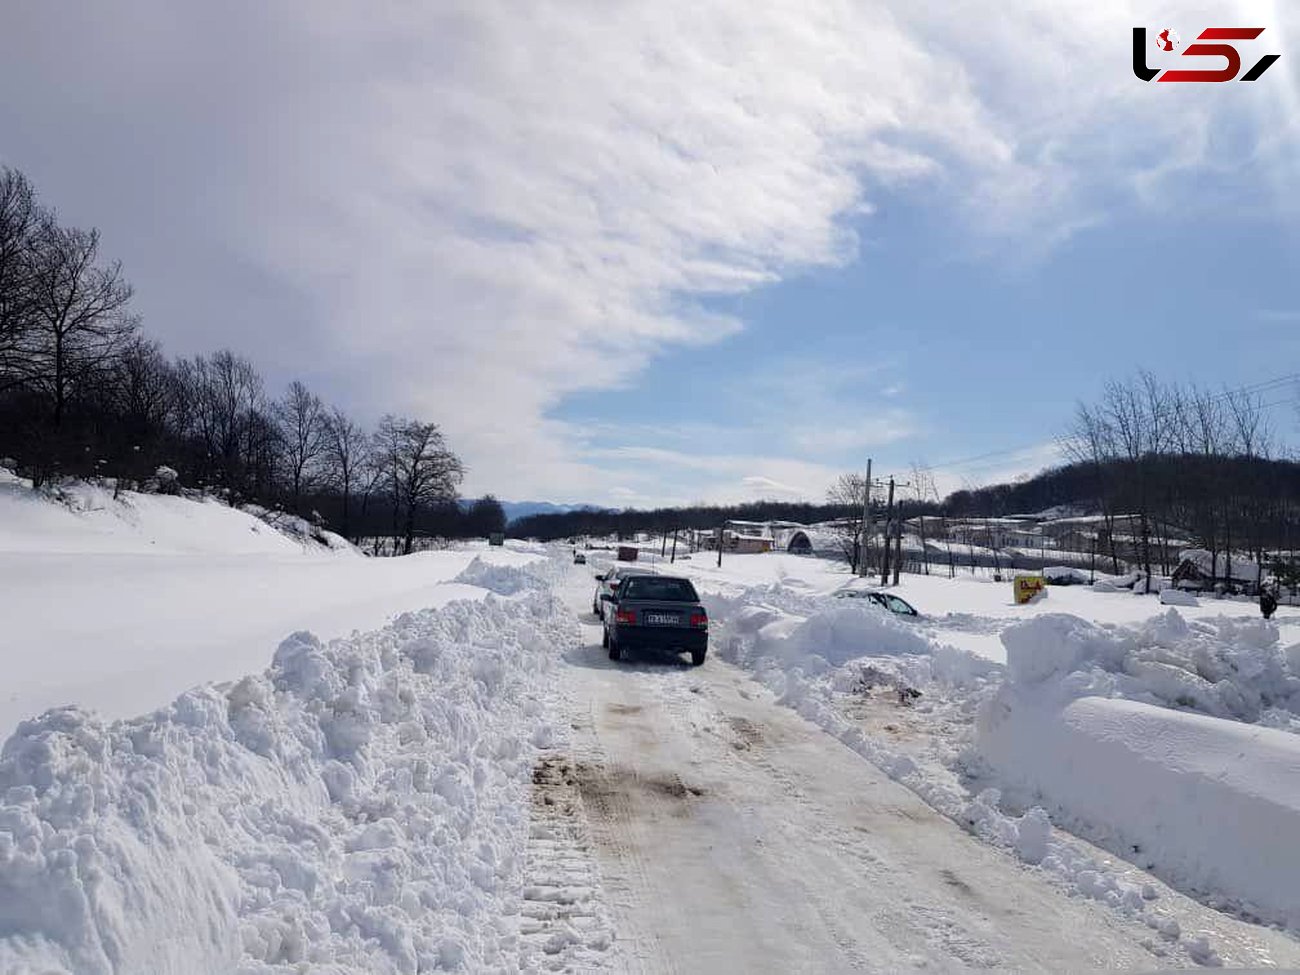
top-left (1260, 584), bottom-right (1278, 620)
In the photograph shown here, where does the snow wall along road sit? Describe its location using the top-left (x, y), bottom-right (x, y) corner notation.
top-left (0, 562), bottom-right (576, 975)
top-left (978, 611), bottom-right (1300, 930)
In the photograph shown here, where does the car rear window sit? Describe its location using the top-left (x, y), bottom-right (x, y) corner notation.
top-left (621, 577), bottom-right (699, 602)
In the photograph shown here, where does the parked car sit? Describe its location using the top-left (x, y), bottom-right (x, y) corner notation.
top-left (602, 574), bottom-right (708, 666)
top-left (832, 587), bottom-right (919, 617)
top-left (573, 551), bottom-right (587, 564)
top-left (591, 566), bottom-right (656, 618)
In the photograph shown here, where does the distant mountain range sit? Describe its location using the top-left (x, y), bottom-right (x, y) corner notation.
top-left (500, 500), bottom-right (600, 522)
top-left (457, 499), bottom-right (606, 523)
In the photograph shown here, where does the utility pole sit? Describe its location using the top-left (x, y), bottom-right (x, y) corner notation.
top-left (880, 476), bottom-right (896, 586)
top-left (670, 528), bottom-right (678, 563)
top-left (893, 529), bottom-right (903, 586)
top-left (717, 524), bottom-right (724, 568)
top-left (858, 458), bottom-right (873, 577)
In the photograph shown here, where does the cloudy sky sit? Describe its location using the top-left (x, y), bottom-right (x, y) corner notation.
top-left (2, 1), bottom-right (1298, 506)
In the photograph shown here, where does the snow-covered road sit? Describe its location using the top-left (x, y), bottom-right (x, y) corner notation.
top-left (548, 565), bottom-right (1300, 973)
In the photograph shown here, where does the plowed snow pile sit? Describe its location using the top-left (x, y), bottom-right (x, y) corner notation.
top-left (0, 580), bottom-right (578, 974)
top-left (979, 610), bottom-right (1300, 929)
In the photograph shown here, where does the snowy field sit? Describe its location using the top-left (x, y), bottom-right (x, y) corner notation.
top-left (0, 479), bottom-right (542, 732)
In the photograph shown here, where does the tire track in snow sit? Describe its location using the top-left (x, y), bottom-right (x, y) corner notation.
top-left (519, 751), bottom-right (618, 972)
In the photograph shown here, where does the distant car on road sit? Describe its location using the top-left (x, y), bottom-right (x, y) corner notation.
top-left (573, 551), bottom-right (587, 564)
top-left (833, 587), bottom-right (920, 617)
top-left (591, 565), bottom-right (656, 618)
top-left (602, 573), bottom-right (708, 666)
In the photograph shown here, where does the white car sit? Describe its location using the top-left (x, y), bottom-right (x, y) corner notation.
top-left (832, 588), bottom-right (919, 617)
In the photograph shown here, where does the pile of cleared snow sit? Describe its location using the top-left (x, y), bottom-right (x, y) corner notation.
top-left (977, 609), bottom-right (1300, 932)
top-left (453, 555), bottom-right (554, 596)
top-left (978, 692), bottom-right (1300, 931)
top-left (1000, 611), bottom-right (1300, 728)
top-left (0, 590), bottom-right (578, 975)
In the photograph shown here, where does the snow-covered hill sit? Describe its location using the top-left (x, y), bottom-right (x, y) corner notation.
top-left (0, 470), bottom-right (351, 556)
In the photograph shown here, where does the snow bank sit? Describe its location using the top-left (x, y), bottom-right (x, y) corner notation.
top-left (978, 694), bottom-right (1300, 929)
top-left (1159, 588), bottom-right (1199, 607)
top-left (453, 555), bottom-right (552, 596)
top-left (1001, 611), bottom-right (1300, 728)
top-left (978, 609), bottom-right (1300, 931)
top-left (0, 590), bottom-right (578, 974)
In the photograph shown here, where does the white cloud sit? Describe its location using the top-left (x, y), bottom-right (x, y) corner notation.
top-left (1, 1), bottom-right (1295, 507)
top-left (586, 445), bottom-right (844, 505)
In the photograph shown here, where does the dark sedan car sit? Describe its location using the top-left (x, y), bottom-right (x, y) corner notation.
top-left (602, 574), bottom-right (708, 665)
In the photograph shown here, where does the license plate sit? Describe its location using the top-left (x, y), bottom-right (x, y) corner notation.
top-left (644, 612), bottom-right (681, 626)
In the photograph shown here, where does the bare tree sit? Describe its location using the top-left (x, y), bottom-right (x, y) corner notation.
top-left (177, 350), bottom-right (266, 494)
top-left (910, 462), bottom-right (940, 575)
top-left (107, 337), bottom-right (174, 480)
top-left (276, 380), bottom-right (326, 512)
top-left (0, 168), bottom-right (43, 390)
top-left (1062, 401), bottom-right (1122, 573)
top-left (826, 473), bottom-right (868, 573)
top-left (1101, 376), bottom-right (1157, 590)
top-left (375, 415), bottom-right (465, 555)
top-left (25, 224), bottom-right (136, 430)
top-left (321, 406), bottom-right (369, 539)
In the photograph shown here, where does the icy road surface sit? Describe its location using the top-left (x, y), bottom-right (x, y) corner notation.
top-left (547, 565), bottom-right (1300, 973)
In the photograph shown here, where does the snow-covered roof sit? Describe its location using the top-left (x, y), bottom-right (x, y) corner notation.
top-left (1175, 549), bottom-right (1262, 583)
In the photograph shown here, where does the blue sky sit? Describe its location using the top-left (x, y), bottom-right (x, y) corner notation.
top-left (559, 188), bottom-right (1300, 503)
top-left (2, 1), bottom-right (1297, 506)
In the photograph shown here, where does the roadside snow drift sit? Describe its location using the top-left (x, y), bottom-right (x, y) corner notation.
top-left (0, 586), bottom-right (577, 974)
top-left (980, 693), bottom-right (1300, 929)
top-left (979, 611), bottom-right (1300, 929)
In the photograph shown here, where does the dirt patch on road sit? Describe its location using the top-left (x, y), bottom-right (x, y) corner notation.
top-left (727, 715), bottom-right (763, 749)
top-left (532, 755), bottom-right (581, 813)
top-left (605, 703), bottom-right (644, 716)
top-left (574, 761), bottom-right (706, 822)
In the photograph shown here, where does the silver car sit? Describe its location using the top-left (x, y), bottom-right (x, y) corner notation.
top-left (592, 565), bottom-right (656, 619)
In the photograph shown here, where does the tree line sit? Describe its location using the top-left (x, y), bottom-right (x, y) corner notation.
top-left (507, 496), bottom-right (937, 547)
top-left (950, 372), bottom-right (1300, 585)
top-left (0, 167), bottom-right (504, 552)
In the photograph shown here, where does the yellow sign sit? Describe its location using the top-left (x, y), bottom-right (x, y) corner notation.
top-left (1014, 574), bottom-right (1045, 605)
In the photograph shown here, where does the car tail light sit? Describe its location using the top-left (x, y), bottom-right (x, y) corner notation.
top-left (690, 611), bottom-right (708, 629)
top-left (615, 608), bottom-right (636, 624)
